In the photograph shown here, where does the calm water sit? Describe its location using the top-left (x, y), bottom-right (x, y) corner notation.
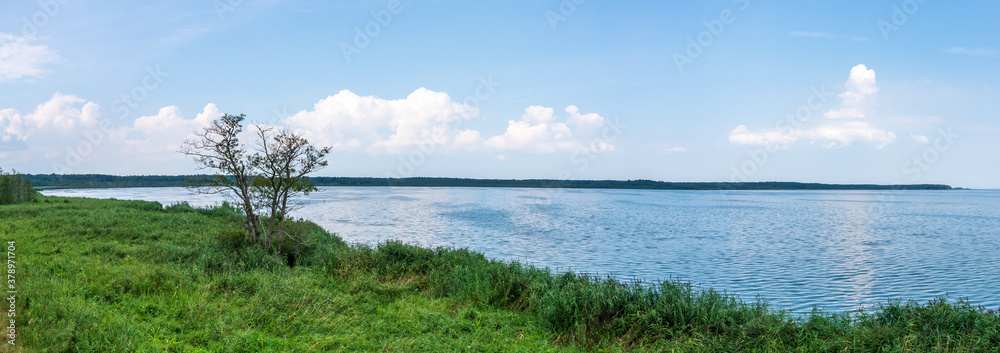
top-left (42, 187), bottom-right (1000, 314)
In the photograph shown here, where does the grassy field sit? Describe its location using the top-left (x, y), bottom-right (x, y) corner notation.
top-left (3, 195), bottom-right (1000, 352)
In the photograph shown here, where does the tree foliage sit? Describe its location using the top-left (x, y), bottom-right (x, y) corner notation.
top-left (250, 124), bottom-right (331, 253)
top-left (180, 113), bottom-right (330, 255)
top-left (0, 168), bottom-right (36, 205)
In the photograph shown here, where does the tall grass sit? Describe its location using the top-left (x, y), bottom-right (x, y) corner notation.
top-left (324, 240), bottom-right (1000, 351)
top-left (5, 195), bottom-right (1000, 351)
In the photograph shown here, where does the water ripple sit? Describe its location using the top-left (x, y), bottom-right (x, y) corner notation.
top-left (41, 187), bottom-right (1000, 314)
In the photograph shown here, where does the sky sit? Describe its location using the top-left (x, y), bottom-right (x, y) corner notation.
top-left (1, 1), bottom-right (998, 188)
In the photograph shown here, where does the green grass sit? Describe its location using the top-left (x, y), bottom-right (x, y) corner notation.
top-left (3, 196), bottom-right (1000, 352)
top-left (5, 197), bottom-right (578, 352)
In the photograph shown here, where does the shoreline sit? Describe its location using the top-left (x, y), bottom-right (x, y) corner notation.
top-left (7, 195), bottom-right (1000, 350)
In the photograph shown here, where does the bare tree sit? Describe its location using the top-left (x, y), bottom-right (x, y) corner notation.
top-left (179, 114), bottom-right (261, 244)
top-left (180, 114), bottom-right (330, 258)
top-left (250, 124), bottom-right (331, 253)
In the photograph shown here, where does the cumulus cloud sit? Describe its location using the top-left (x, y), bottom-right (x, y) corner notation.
top-left (452, 129), bottom-right (482, 148)
top-left (0, 109), bottom-right (19, 143)
top-left (804, 122), bottom-right (895, 149)
top-left (485, 119), bottom-right (574, 152)
top-left (0, 93), bottom-right (109, 171)
top-left (729, 64), bottom-right (897, 149)
top-left (911, 134), bottom-right (929, 144)
top-left (0, 92), bottom-right (99, 143)
top-left (117, 103), bottom-right (220, 154)
top-left (522, 105), bottom-right (555, 123)
top-left (565, 105), bottom-right (605, 134)
top-left (282, 88), bottom-right (479, 154)
top-left (280, 89), bottom-right (611, 155)
top-left (484, 105), bottom-right (611, 153)
top-left (824, 64), bottom-right (878, 119)
top-left (0, 33), bottom-right (61, 82)
top-left (2, 97), bottom-right (226, 170)
top-left (4, 87), bottom-right (618, 174)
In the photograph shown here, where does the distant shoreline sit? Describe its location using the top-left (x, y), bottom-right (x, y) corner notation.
top-left (27, 174), bottom-right (953, 191)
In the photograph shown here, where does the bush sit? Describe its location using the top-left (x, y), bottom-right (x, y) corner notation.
top-left (165, 202), bottom-right (198, 213)
top-left (197, 202), bottom-right (242, 219)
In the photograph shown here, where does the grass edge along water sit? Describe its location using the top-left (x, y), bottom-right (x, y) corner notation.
top-left (2, 195), bottom-right (999, 352)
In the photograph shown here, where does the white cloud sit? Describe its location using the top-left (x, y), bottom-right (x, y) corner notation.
top-left (485, 119), bottom-right (573, 152)
top-left (282, 88), bottom-right (479, 154)
top-left (0, 92), bottom-right (99, 143)
top-left (484, 105), bottom-right (610, 153)
top-left (0, 93), bottom-right (110, 172)
top-left (824, 64), bottom-right (878, 119)
top-left (911, 134), bottom-right (929, 144)
top-left (943, 47), bottom-right (1000, 58)
top-left (565, 105), bottom-right (605, 136)
top-left (522, 105), bottom-right (555, 123)
top-left (729, 125), bottom-right (799, 148)
top-left (805, 122), bottom-right (895, 149)
top-left (452, 129), bottom-right (482, 148)
top-left (118, 104), bottom-right (219, 154)
top-left (0, 33), bottom-right (61, 82)
top-left (281, 90), bottom-right (611, 155)
top-left (4, 88), bottom-right (618, 174)
top-left (729, 64), bottom-right (897, 149)
top-left (0, 109), bottom-right (23, 143)
top-left (729, 123), bottom-right (895, 150)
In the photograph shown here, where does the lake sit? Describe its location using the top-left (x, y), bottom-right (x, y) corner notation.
top-left (41, 187), bottom-right (1000, 314)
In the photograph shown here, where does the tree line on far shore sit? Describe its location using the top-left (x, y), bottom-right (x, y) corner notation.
top-left (23, 174), bottom-right (953, 191)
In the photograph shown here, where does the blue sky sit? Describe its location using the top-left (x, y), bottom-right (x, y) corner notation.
top-left (1, 0), bottom-right (998, 188)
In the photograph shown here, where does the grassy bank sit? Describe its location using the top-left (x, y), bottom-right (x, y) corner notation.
top-left (3, 196), bottom-right (1000, 352)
